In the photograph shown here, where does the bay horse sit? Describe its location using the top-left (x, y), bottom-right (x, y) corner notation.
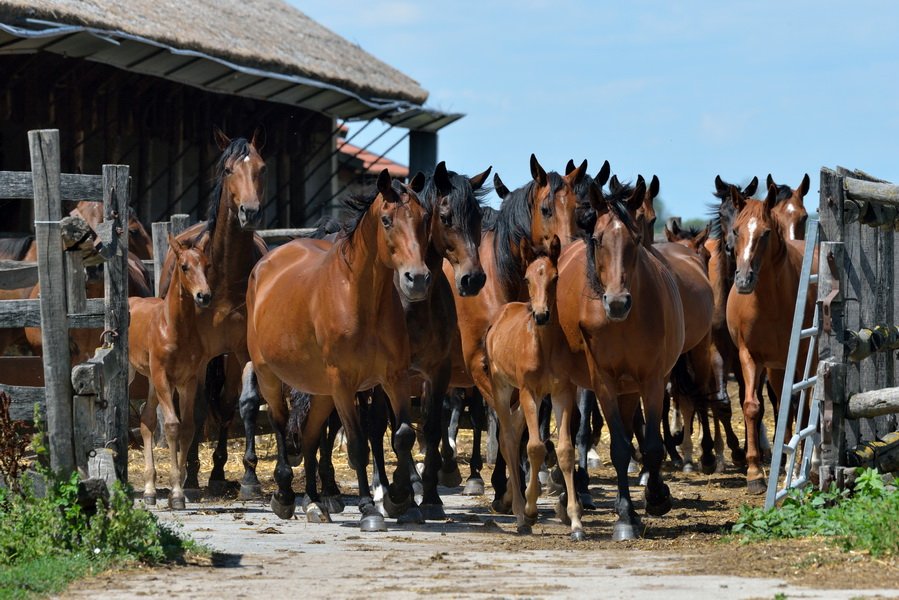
top-left (246, 170), bottom-right (431, 528)
top-left (487, 235), bottom-right (586, 540)
top-left (69, 200), bottom-right (155, 261)
top-left (726, 183), bottom-right (817, 493)
top-left (557, 178), bottom-right (683, 540)
top-left (158, 128), bottom-right (268, 499)
top-left (446, 155), bottom-right (596, 512)
top-left (128, 234), bottom-right (211, 508)
top-left (766, 174), bottom-right (810, 241)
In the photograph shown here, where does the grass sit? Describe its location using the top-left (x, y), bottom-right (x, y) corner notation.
top-left (732, 468), bottom-right (899, 557)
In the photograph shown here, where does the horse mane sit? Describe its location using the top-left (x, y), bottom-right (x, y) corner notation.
top-left (204, 137), bottom-right (252, 237)
top-left (332, 179), bottom-right (421, 261)
top-left (420, 169), bottom-right (489, 223)
top-left (480, 205), bottom-right (500, 231)
top-left (0, 235), bottom-right (35, 261)
top-left (773, 184), bottom-right (794, 204)
top-left (708, 176), bottom-right (742, 242)
top-left (585, 184), bottom-right (639, 297)
top-left (493, 172), bottom-right (565, 299)
top-left (306, 216), bottom-right (343, 240)
top-left (573, 172), bottom-right (598, 236)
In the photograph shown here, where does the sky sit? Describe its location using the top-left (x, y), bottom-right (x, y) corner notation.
top-left (293, 1), bottom-right (899, 220)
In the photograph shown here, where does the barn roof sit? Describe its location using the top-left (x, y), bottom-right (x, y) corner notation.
top-left (0, 0), bottom-right (461, 132)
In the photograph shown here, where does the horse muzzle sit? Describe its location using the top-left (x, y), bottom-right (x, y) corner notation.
top-left (603, 293), bottom-right (632, 322)
top-left (195, 292), bottom-right (212, 308)
top-left (734, 270), bottom-right (758, 294)
top-left (533, 310), bottom-right (550, 326)
top-left (457, 268), bottom-right (486, 297)
top-left (401, 269), bottom-right (432, 302)
top-left (238, 204), bottom-right (261, 230)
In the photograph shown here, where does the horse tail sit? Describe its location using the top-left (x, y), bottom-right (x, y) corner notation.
top-left (669, 354), bottom-right (701, 399)
top-left (286, 388), bottom-right (312, 456)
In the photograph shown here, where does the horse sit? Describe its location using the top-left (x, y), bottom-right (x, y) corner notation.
top-left (766, 174), bottom-right (810, 241)
top-left (726, 183), bottom-right (817, 493)
top-left (556, 178), bottom-right (683, 540)
top-left (487, 235), bottom-right (586, 540)
top-left (68, 200), bottom-right (155, 261)
top-left (128, 233), bottom-right (211, 508)
top-left (157, 128), bottom-right (268, 499)
top-left (245, 169), bottom-right (431, 529)
top-left (446, 154), bottom-right (596, 512)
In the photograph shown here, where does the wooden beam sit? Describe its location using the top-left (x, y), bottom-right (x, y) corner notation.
top-left (0, 297), bottom-right (104, 328)
top-left (151, 221), bottom-right (171, 297)
top-left (29, 129), bottom-right (75, 476)
top-left (0, 171), bottom-right (103, 200)
top-left (848, 387), bottom-right (899, 418)
top-left (844, 177), bottom-right (899, 207)
top-left (0, 260), bottom-right (37, 290)
top-left (0, 383), bottom-right (46, 422)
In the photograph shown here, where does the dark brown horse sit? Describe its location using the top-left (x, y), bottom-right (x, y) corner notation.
top-left (246, 170), bottom-right (431, 528)
top-left (557, 179), bottom-right (683, 540)
top-left (726, 184), bottom-right (817, 493)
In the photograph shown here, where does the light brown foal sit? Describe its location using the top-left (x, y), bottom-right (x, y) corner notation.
top-left (129, 234), bottom-right (211, 508)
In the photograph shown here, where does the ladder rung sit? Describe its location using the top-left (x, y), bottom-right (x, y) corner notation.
top-left (792, 376), bottom-right (817, 394)
top-left (799, 326), bottom-right (818, 339)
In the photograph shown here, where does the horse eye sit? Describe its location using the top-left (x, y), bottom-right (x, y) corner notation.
top-left (181, 264), bottom-right (189, 272)
top-left (541, 205), bottom-right (552, 217)
top-left (224, 167), bottom-right (233, 176)
top-left (440, 213), bottom-right (452, 226)
top-left (381, 215), bottom-right (392, 228)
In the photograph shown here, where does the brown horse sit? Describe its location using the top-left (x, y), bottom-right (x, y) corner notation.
top-left (158, 128), bottom-right (268, 498)
top-left (766, 174), bottom-right (810, 241)
top-left (487, 235), bottom-right (586, 539)
top-left (246, 170), bottom-right (431, 528)
top-left (128, 234), bottom-right (211, 508)
top-left (726, 184), bottom-right (817, 493)
top-left (557, 179), bottom-right (683, 540)
top-left (69, 200), bottom-right (155, 261)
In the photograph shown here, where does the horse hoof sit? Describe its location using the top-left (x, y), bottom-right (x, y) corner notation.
top-left (239, 483), bottom-right (263, 501)
top-left (517, 523), bottom-right (532, 535)
top-left (463, 477), bottom-right (485, 496)
top-left (321, 495), bottom-right (345, 514)
top-left (670, 458), bottom-right (684, 470)
top-left (382, 490), bottom-right (412, 519)
top-left (419, 503), bottom-right (447, 521)
top-left (397, 506), bottom-right (424, 525)
top-left (287, 453), bottom-right (301, 468)
top-left (612, 521), bottom-right (638, 541)
top-left (491, 498), bottom-right (513, 515)
top-left (627, 459), bottom-right (640, 474)
top-left (169, 496), bottom-right (186, 510)
top-left (269, 494), bottom-right (296, 520)
top-left (715, 459), bottom-right (727, 474)
top-left (579, 492), bottom-right (596, 510)
top-left (438, 467), bottom-right (463, 488)
top-left (570, 529), bottom-right (587, 542)
top-left (183, 488), bottom-right (202, 503)
top-left (747, 478), bottom-right (767, 495)
top-left (304, 502), bottom-right (331, 523)
top-left (638, 471), bottom-right (650, 487)
top-left (645, 493), bottom-right (673, 517)
top-left (207, 479), bottom-right (229, 498)
top-left (143, 494), bottom-right (156, 506)
top-left (682, 462), bottom-right (695, 473)
top-left (360, 513), bottom-right (387, 532)
top-left (701, 458), bottom-right (717, 475)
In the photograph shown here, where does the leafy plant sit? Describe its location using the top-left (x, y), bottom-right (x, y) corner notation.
top-left (0, 391), bottom-right (30, 494)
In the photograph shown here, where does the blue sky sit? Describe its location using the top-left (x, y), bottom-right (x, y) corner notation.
top-left (294, 1), bottom-right (899, 219)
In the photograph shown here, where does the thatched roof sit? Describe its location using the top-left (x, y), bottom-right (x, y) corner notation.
top-left (0, 0), bottom-right (428, 105)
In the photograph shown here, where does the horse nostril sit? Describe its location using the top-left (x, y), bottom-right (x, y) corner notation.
top-left (404, 271), bottom-right (414, 283)
top-left (424, 272), bottom-right (432, 286)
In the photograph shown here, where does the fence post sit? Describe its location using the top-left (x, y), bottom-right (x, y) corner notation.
top-left (28, 129), bottom-right (75, 475)
top-left (151, 221), bottom-right (172, 297)
top-left (170, 213), bottom-right (190, 236)
top-left (103, 164), bottom-right (131, 481)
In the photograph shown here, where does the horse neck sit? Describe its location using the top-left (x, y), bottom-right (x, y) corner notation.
top-left (338, 209), bottom-right (395, 317)
top-left (164, 270), bottom-right (197, 339)
top-left (209, 191), bottom-right (257, 295)
top-left (753, 230), bottom-right (797, 299)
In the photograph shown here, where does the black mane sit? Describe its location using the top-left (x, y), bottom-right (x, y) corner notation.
top-left (709, 177), bottom-right (742, 242)
top-left (204, 138), bottom-right (252, 236)
top-left (0, 235), bottom-right (34, 261)
top-left (773, 184), bottom-right (794, 204)
top-left (421, 169), bottom-right (489, 227)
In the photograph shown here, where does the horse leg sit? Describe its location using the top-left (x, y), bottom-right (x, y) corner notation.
top-left (463, 387), bottom-right (487, 495)
top-left (441, 388), bottom-right (463, 489)
top-left (175, 381), bottom-right (199, 501)
top-left (380, 377), bottom-right (422, 524)
top-left (182, 378), bottom-right (206, 501)
top-left (139, 381), bottom-right (158, 505)
top-left (641, 376), bottom-right (673, 517)
top-left (318, 408), bottom-right (345, 514)
top-left (738, 348), bottom-right (766, 494)
top-left (153, 374), bottom-right (184, 510)
top-left (661, 391), bottom-right (684, 468)
top-left (362, 390), bottom-right (390, 505)
top-left (420, 366), bottom-right (451, 520)
top-left (237, 362), bottom-right (263, 500)
top-left (679, 392), bottom-right (696, 473)
top-left (486, 405), bottom-right (499, 465)
top-left (554, 384), bottom-right (585, 540)
top-left (574, 387), bottom-right (596, 509)
top-left (519, 388), bottom-right (544, 528)
top-left (493, 381), bottom-right (528, 533)
top-left (207, 355), bottom-right (240, 497)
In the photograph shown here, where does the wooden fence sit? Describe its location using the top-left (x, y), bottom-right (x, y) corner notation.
top-left (817, 167), bottom-right (899, 487)
top-left (0, 129), bottom-right (130, 483)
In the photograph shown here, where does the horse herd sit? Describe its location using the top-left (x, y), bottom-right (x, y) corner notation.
top-left (0, 128), bottom-right (817, 541)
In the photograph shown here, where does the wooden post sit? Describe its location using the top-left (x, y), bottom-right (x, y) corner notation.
top-left (29, 129), bottom-right (75, 475)
top-left (151, 221), bottom-right (171, 297)
top-left (102, 164), bottom-right (131, 481)
top-left (64, 252), bottom-right (86, 315)
top-left (170, 213), bottom-right (190, 236)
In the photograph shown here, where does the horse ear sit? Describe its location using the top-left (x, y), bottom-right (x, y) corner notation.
top-left (627, 177), bottom-right (646, 214)
top-left (195, 231), bottom-right (210, 253)
top-left (377, 169), bottom-right (398, 203)
top-left (764, 183), bottom-right (778, 212)
top-left (434, 161), bottom-right (452, 195)
top-left (409, 171), bottom-right (426, 194)
top-left (714, 175), bottom-right (727, 196)
top-left (530, 154), bottom-right (547, 187)
top-left (587, 181), bottom-right (606, 213)
top-left (493, 173), bottom-right (510, 200)
top-left (668, 218), bottom-right (681, 238)
top-left (213, 126), bottom-right (231, 151)
top-left (649, 175), bottom-right (660, 200)
top-left (664, 226), bottom-right (677, 242)
top-left (518, 236), bottom-right (535, 266)
top-left (730, 186), bottom-right (747, 212)
top-left (167, 233), bottom-right (183, 256)
top-left (744, 176), bottom-right (759, 197)
top-left (595, 160), bottom-right (611, 187)
top-left (694, 224), bottom-right (711, 248)
top-left (549, 234), bottom-right (561, 264)
top-left (468, 165), bottom-right (492, 191)
top-left (250, 126), bottom-right (266, 152)
top-left (565, 159), bottom-right (576, 175)
top-left (565, 159), bottom-right (588, 186)
top-left (799, 173), bottom-right (811, 198)
top-left (609, 174), bottom-right (621, 193)
top-left (766, 173), bottom-right (775, 190)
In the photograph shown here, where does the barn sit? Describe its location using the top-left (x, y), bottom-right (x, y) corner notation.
top-left (0, 0), bottom-right (460, 231)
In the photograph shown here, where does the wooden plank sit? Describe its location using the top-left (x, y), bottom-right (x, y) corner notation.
top-left (64, 252), bottom-right (87, 315)
top-left (151, 221), bottom-right (171, 297)
top-left (844, 177), bottom-right (899, 207)
top-left (256, 228), bottom-right (315, 241)
top-left (0, 297), bottom-right (104, 328)
top-left (29, 129), bottom-right (75, 476)
top-left (170, 214), bottom-right (190, 236)
top-left (0, 260), bottom-right (37, 290)
top-left (0, 383), bottom-right (46, 422)
top-left (847, 387), bottom-right (899, 418)
top-left (103, 164), bottom-right (131, 482)
top-left (0, 171), bottom-right (103, 200)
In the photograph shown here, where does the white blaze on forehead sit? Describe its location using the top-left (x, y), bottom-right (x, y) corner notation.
top-left (785, 203), bottom-right (796, 214)
top-left (742, 217), bottom-right (758, 262)
top-left (612, 220), bottom-right (623, 230)
top-left (243, 155), bottom-right (251, 163)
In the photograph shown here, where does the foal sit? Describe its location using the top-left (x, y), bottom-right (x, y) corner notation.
top-left (129, 234), bottom-right (211, 508)
top-left (487, 235), bottom-right (585, 540)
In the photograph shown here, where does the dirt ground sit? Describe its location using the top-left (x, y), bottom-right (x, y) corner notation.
top-left (66, 389), bottom-right (899, 599)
